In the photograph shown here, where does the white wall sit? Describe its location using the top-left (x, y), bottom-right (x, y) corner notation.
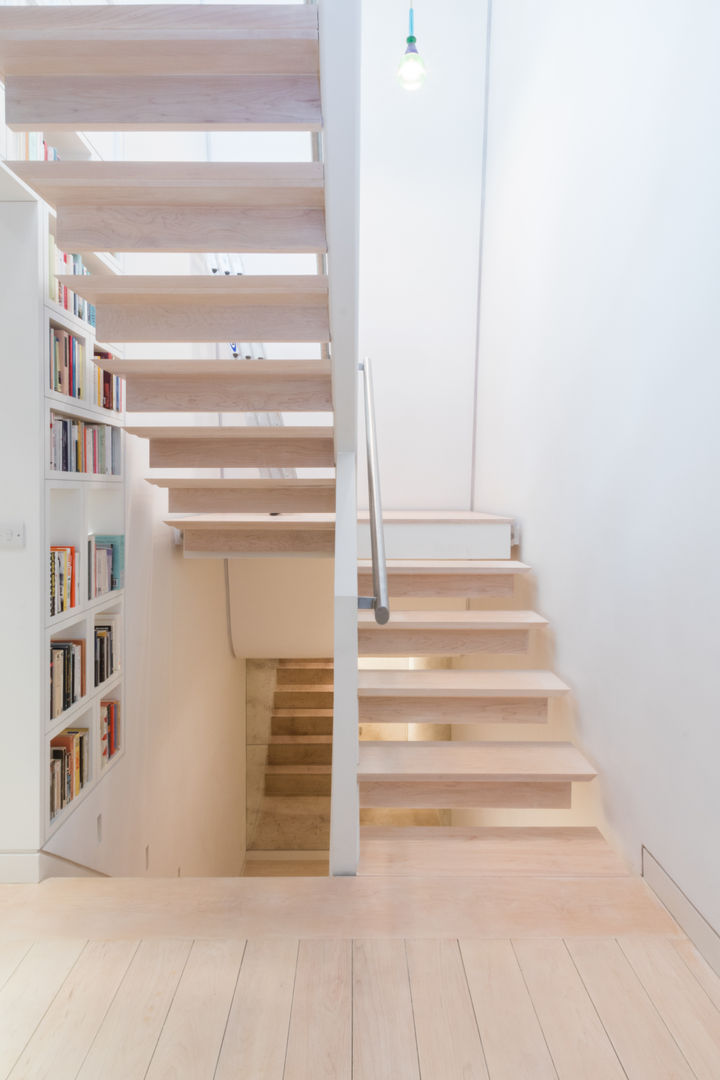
top-left (359, 0), bottom-right (488, 509)
top-left (474, 0), bottom-right (720, 931)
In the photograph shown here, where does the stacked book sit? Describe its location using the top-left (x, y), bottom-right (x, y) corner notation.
top-left (93, 350), bottom-right (124, 412)
top-left (50, 639), bottom-right (86, 718)
top-left (50, 325), bottom-right (85, 399)
top-left (49, 545), bottom-right (78, 617)
top-left (88, 534), bottom-right (125, 599)
top-left (101, 700), bottom-right (120, 765)
top-left (50, 726), bottom-right (89, 818)
top-left (48, 236), bottom-right (96, 326)
top-left (94, 619), bottom-right (117, 686)
top-left (50, 412), bottom-right (121, 475)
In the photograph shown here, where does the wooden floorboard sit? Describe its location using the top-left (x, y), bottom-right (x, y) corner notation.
top-left (460, 939), bottom-right (557, 1079)
top-left (353, 939), bottom-right (420, 1080)
top-left (565, 937), bottom-right (697, 1079)
top-left (0, 928), bottom-right (716, 1079)
top-left (214, 938), bottom-right (297, 1080)
top-left (75, 938), bottom-right (192, 1080)
top-left (283, 939), bottom-right (352, 1080)
top-left (144, 939), bottom-right (245, 1080)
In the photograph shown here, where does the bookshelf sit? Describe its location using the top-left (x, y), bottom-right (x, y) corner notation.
top-left (0, 124), bottom-right (127, 874)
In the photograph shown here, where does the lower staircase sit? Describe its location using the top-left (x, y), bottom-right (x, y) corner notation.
top-left (245, 659), bottom-right (333, 876)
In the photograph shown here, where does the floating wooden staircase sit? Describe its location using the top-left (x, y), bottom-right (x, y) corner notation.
top-left (2, 3), bottom-right (620, 882)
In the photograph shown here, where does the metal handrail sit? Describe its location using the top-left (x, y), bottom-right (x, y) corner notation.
top-left (358, 357), bottom-right (389, 624)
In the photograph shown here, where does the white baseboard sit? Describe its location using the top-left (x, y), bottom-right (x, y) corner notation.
top-left (642, 847), bottom-right (720, 977)
top-left (0, 852), bottom-right (43, 883)
top-left (0, 850), bottom-right (105, 883)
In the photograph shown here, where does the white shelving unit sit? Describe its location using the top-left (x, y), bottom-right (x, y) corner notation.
top-left (0, 124), bottom-right (126, 878)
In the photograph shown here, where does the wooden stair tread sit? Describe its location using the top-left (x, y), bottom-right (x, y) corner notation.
top-left (358, 510), bottom-right (514, 524)
top-left (168, 513), bottom-right (334, 532)
top-left (270, 736), bottom-right (332, 745)
top-left (357, 669), bottom-right (569, 697)
top-left (358, 610), bottom-right (547, 629)
top-left (7, 161), bottom-right (324, 207)
top-left (127, 425), bottom-right (333, 441)
top-left (93, 357), bottom-right (330, 378)
top-left (358, 558), bottom-right (529, 573)
top-left (358, 742), bottom-right (597, 783)
top-left (148, 478), bottom-right (335, 491)
top-left (358, 826), bottom-right (629, 877)
top-left (57, 274), bottom-right (328, 306)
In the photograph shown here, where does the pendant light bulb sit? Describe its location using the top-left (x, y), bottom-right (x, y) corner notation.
top-left (397, 7), bottom-right (426, 91)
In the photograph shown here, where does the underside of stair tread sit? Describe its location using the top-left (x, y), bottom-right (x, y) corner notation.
top-left (358, 610), bottom-right (547, 629)
top-left (357, 669), bottom-right (569, 697)
top-left (357, 826), bottom-right (630, 877)
top-left (358, 741), bottom-right (597, 783)
top-left (7, 161), bottom-right (325, 207)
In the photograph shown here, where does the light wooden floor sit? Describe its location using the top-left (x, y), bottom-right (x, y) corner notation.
top-left (1, 933), bottom-right (719, 1079)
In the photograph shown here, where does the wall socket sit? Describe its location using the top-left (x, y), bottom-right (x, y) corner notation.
top-left (0, 523), bottom-right (24, 549)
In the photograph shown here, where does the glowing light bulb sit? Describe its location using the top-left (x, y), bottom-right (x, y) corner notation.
top-left (397, 8), bottom-right (426, 91)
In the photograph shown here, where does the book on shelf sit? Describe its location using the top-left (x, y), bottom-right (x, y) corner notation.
top-left (93, 350), bottom-right (124, 412)
top-left (14, 131), bottom-right (59, 162)
top-left (49, 325), bottom-right (85, 400)
top-left (48, 235), bottom-right (96, 327)
top-left (50, 639), bottom-right (86, 719)
top-left (100, 700), bottom-right (120, 764)
top-left (49, 545), bottom-right (78, 617)
top-left (50, 726), bottom-right (89, 818)
top-left (88, 534), bottom-right (125, 599)
top-left (94, 617), bottom-right (118, 686)
top-left (49, 411), bottom-right (121, 476)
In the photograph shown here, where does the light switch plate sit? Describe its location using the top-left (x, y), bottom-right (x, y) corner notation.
top-left (0, 522), bottom-right (25, 548)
